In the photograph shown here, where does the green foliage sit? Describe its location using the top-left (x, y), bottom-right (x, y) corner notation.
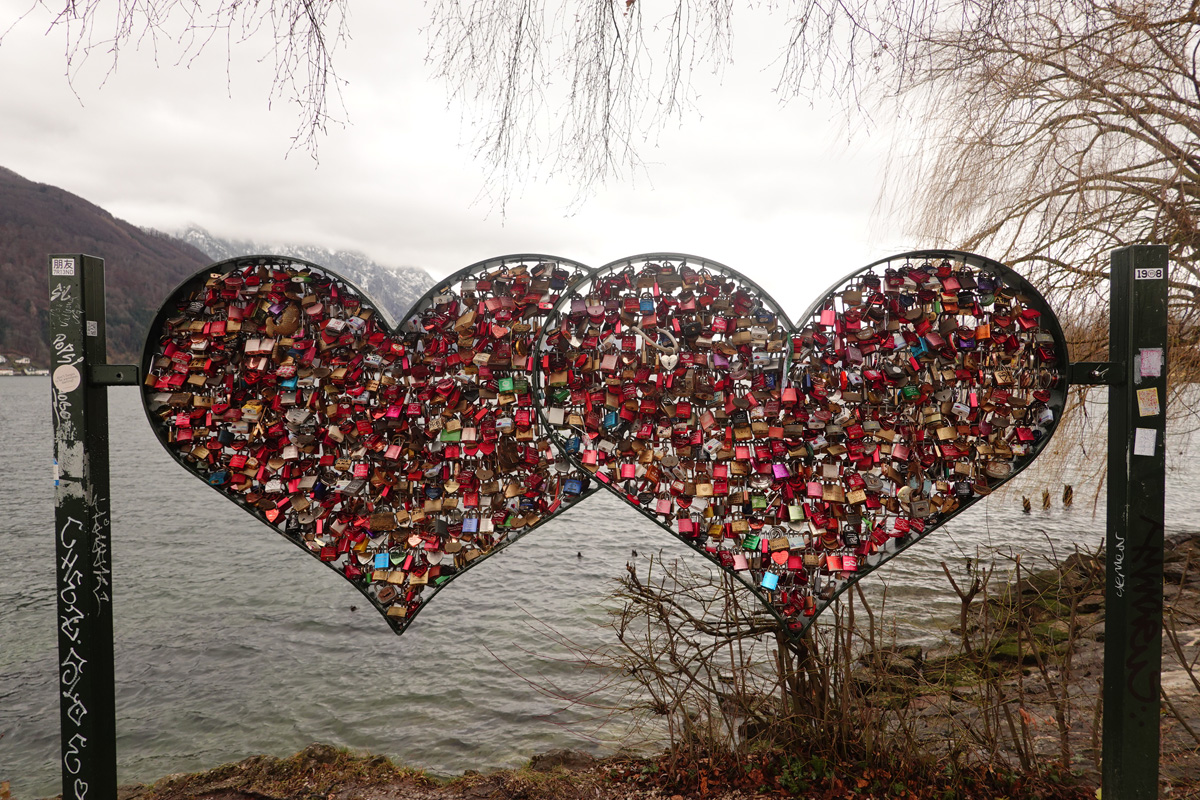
top-left (778, 754), bottom-right (832, 795)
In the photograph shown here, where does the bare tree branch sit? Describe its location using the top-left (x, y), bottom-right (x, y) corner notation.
top-left (3, 0), bottom-right (349, 159)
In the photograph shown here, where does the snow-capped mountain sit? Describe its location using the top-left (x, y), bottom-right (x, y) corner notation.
top-left (173, 225), bottom-right (436, 324)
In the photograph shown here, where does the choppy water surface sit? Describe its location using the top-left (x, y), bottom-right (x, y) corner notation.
top-left (2, 378), bottom-right (1197, 797)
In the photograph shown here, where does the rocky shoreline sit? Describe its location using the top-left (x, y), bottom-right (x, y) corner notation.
top-left (850, 531), bottom-right (1200, 793)
top-left (98, 744), bottom-right (742, 800)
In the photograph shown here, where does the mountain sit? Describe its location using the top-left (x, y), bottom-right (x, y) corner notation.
top-left (0, 167), bottom-right (213, 366)
top-left (0, 166), bottom-right (438, 368)
top-left (175, 226), bottom-right (435, 325)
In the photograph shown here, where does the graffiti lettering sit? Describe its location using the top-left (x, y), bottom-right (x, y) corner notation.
top-left (58, 517), bottom-right (85, 642)
top-left (52, 332), bottom-right (78, 364)
top-left (50, 282), bottom-right (75, 304)
top-left (60, 646), bottom-right (88, 693)
top-left (1112, 529), bottom-right (1126, 598)
top-left (50, 279), bottom-right (82, 329)
top-left (63, 732), bottom-right (86, 775)
top-left (91, 501), bottom-right (111, 607)
top-left (62, 687), bottom-right (88, 727)
top-left (1124, 513), bottom-right (1164, 704)
top-left (58, 514), bottom-right (90, 737)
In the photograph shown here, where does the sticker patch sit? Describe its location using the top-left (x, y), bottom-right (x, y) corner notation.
top-left (53, 364), bottom-right (82, 393)
top-left (1133, 428), bottom-right (1157, 457)
top-left (1136, 387), bottom-right (1160, 417)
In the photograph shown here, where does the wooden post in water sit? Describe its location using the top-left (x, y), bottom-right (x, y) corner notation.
top-left (1101, 244), bottom-right (1169, 800)
top-left (48, 254), bottom-right (138, 800)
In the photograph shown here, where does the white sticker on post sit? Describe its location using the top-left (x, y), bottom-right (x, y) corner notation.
top-left (52, 364), bottom-right (81, 393)
top-left (51, 258), bottom-right (75, 276)
top-left (1133, 427), bottom-right (1157, 457)
top-left (1134, 267), bottom-right (1164, 280)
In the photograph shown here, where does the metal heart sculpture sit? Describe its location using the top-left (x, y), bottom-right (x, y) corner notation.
top-left (141, 254), bottom-right (600, 633)
top-left (532, 252), bottom-right (1066, 632)
top-left (141, 250), bottom-right (1068, 639)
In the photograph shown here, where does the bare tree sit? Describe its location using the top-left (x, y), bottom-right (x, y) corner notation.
top-left (893, 1), bottom-right (1200, 376)
top-left (869, 0), bottom-right (1200, 449)
top-left (5, 0), bottom-right (349, 155)
top-left (8, 1), bottom-right (949, 190)
top-left (424, 0), bottom-right (951, 203)
top-left (12, 2), bottom-right (1200, 369)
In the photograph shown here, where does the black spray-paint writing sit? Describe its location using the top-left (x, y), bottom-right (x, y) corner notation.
top-left (1124, 513), bottom-right (1164, 704)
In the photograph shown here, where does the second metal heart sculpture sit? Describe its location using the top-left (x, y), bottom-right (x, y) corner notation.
top-left (141, 250), bottom-right (1068, 639)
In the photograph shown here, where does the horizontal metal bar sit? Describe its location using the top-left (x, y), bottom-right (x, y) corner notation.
top-left (1069, 361), bottom-right (1122, 386)
top-left (89, 364), bottom-right (140, 386)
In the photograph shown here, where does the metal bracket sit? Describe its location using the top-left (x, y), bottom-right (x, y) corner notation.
top-left (89, 364), bottom-right (141, 386)
top-left (1068, 361), bottom-right (1122, 386)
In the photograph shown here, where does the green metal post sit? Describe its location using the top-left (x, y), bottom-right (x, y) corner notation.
top-left (49, 254), bottom-right (118, 800)
top-left (1102, 245), bottom-right (1169, 800)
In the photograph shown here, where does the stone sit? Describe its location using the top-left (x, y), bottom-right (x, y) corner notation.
top-left (528, 749), bottom-right (596, 772)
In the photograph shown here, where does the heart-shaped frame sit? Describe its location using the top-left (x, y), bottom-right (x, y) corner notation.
top-left (141, 253), bottom-right (600, 633)
top-left (140, 249), bottom-right (1068, 639)
top-left (531, 251), bottom-right (1068, 635)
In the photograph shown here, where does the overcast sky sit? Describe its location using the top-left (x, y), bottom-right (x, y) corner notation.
top-left (0, 1), bottom-right (912, 319)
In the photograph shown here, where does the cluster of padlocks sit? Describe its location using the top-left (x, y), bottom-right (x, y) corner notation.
top-left (535, 257), bottom-right (1062, 621)
top-left (144, 257), bottom-right (596, 624)
top-left (142, 251), bottom-right (1066, 635)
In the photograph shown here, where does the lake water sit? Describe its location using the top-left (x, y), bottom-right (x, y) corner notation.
top-left (3, 377), bottom-right (1197, 798)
